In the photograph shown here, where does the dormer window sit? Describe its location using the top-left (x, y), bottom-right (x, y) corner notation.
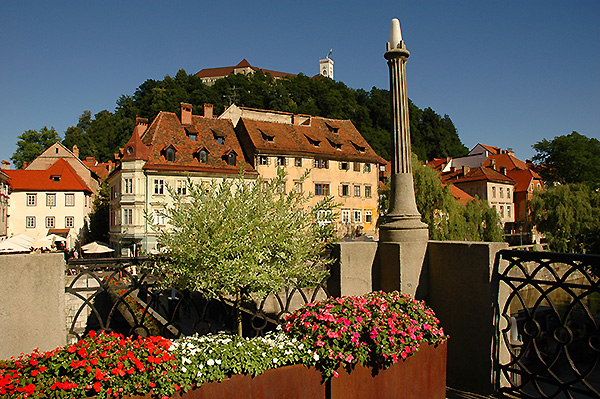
top-left (189, 133), bottom-right (197, 141)
top-left (166, 147), bottom-right (175, 162)
top-left (260, 130), bottom-right (275, 142)
top-left (161, 145), bottom-right (177, 162)
top-left (351, 141), bottom-right (366, 153)
top-left (193, 147), bottom-right (209, 164)
top-left (51, 175), bottom-right (61, 182)
top-left (305, 135), bottom-right (320, 147)
top-left (126, 146), bottom-right (133, 155)
top-left (327, 139), bottom-right (342, 150)
top-left (212, 129), bottom-right (225, 145)
top-left (227, 151), bottom-right (237, 166)
top-left (325, 123), bottom-right (339, 134)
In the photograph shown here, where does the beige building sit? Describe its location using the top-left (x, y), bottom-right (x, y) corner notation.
top-left (4, 159), bottom-right (94, 248)
top-left (108, 102), bottom-right (385, 254)
top-left (107, 103), bottom-right (257, 255)
top-left (220, 104), bottom-right (385, 237)
top-left (194, 59), bottom-right (296, 86)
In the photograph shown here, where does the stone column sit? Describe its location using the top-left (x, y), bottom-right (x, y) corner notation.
top-left (376, 19), bottom-right (429, 298)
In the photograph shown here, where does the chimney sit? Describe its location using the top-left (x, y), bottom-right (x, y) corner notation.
top-left (134, 116), bottom-right (148, 137)
top-left (1, 160), bottom-right (10, 170)
top-left (180, 102), bottom-right (193, 125)
top-left (203, 104), bottom-right (213, 118)
top-left (462, 165), bottom-right (470, 175)
top-left (500, 166), bottom-right (507, 175)
top-left (23, 161), bottom-right (28, 169)
top-left (72, 145), bottom-right (79, 158)
top-left (490, 159), bottom-right (496, 170)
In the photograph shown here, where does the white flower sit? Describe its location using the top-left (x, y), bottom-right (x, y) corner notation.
top-left (207, 359), bottom-right (215, 366)
top-left (182, 366), bottom-right (187, 373)
top-left (215, 359), bottom-right (222, 365)
top-left (313, 353), bottom-right (320, 361)
top-left (273, 358), bottom-right (279, 364)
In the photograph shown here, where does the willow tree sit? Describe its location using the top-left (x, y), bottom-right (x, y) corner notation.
top-left (149, 170), bottom-right (336, 336)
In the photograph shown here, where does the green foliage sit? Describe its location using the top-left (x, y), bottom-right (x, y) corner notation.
top-left (24, 69), bottom-right (467, 164)
top-left (530, 183), bottom-right (600, 254)
top-left (85, 181), bottom-right (110, 244)
top-left (149, 169), bottom-right (336, 301)
top-left (533, 131), bottom-right (600, 189)
top-left (409, 156), bottom-right (503, 241)
top-left (11, 126), bottom-right (60, 169)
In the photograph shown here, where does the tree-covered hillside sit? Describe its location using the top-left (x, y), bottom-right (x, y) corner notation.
top-left (14, 70), bottom-right (468, 167)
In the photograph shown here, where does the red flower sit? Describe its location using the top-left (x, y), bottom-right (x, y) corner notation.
top-left (93, 381), bottom-right (102, 392)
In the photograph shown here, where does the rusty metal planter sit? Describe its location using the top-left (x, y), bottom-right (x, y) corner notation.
top-left (129, 343), bottom-right (446, 399)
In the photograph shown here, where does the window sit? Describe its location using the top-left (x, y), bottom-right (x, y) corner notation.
top-left (188, 133), bottom-right (197, 141)
top-left (316, 210), bottom-right (332, 227)
top-left (354, 185), bottom-right (361, 197)
top-left (65, 193), bottom-right (75, 207)
top-left (166, 147), bottom-right (175, 162)
top-left (294, 158), bottom-right (302, 167)
top-left (507, 188), bottom-right (511, 200)
top-left (124, 178), bottom-right (133, 194)
top-left (507, 206), bottom-right (511, 218)
top-left (364, 185), bottom-right (372, 198)
top-left (340, 162), bottom-right (350, 170)
top-left (216, 136), bottom-right (225, 145)
top-left (315, 183), bottom-right (330, 196)
top-left (123, 209), bottom-right (133, 225)
top-left (353, 162), bottom-right (361, 172)
top-left (45, 216), bottom-right (55, 229)
top-left (46, 193), bottom-right (56, 207)
top-left (277, 156), bottom-right (286, 167)
top-left (259, 156), bottom-right (269, 165)
top-left (293, 181), bottom-right (303, 194)
top-left (314, 159), bottom-right (329, 169)
top-left (500, 187), bottom-right (504, 198)
top-left (154, 210), bottom-right (165, 226)
top-left (228, 152), bottom-right (237, 166)
top-left (176, 180), bottom-right (187, 195)
top-left (364, 163), bottom-right (371, 173)
top-left (27, 194), bottom-right (37, 207)
top-left (65, 216), bottom-right (75, 229)
top-left (340, 184), bottom-right (350, 197)
top-left (154, 179), bottom-right (164, 195)
top-left (492, 186), bottom-right (496, 198)
top-left (365, 210), bottom-right (373, 224)
top-left (499, 206), bottom-right (504, 218)
top-left (341, 209), bottom-right (351, 224)
top-left (199, 149), bottom-right (208, 163)
top-left (26, 216), bottom-right (36, 228)
top-left (353, 210), bottom-right (362, 223)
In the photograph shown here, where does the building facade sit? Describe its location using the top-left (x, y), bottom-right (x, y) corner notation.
top-left (4, 159), bottom-right (93, 248)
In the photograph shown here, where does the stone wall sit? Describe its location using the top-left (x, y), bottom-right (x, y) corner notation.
top-left (0, 253), bottom-right (66, 359)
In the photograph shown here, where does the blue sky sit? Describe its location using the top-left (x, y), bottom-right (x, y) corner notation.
top-left (1, 1), bottom-right (598, 166)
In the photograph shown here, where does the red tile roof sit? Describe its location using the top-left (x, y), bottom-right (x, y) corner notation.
top-left (447, 184), bottom-right (474, 205)
top-left (475, 144), bottom-right (501, 155)
top-left (237, 116), bottom-right (385, 163)
top-left (5, 158), bottom-right (92, 192)
top-left (441, 166), bottom-right (515, 185)
top-left (195, 59), bottom-right (295, 80)
top-left (128, 112), bottom-right (256, 174)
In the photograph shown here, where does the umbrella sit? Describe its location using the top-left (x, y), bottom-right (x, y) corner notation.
top-left (0, 234), bottom-right (35, 253)
top-left (32, 234), bottom-right (67, 249)
top-left (81, 241), bottom-right (114, 254)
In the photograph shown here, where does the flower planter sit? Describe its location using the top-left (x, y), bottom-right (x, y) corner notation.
top-left (129, 343), bottom-right (446, 399)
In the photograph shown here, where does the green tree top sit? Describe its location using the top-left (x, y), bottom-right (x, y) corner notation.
top-left (11, 126), bottom-right (60, 169)
top-left (533, 131), bottom-right (600, 189)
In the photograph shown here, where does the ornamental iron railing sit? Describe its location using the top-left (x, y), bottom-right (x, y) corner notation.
top-left (65, 257), bottom-right (330, 344)
top-left (494, 249), bottom-right (600, 398)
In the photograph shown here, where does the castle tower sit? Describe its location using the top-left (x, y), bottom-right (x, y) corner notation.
top-left (319, 50), bottom-right (334, 79)
top-left (377, 18), bottom-right (428, 297)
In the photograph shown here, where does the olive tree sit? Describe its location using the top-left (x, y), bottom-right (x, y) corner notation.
top-left (149, 169), bottom-right (336, 335)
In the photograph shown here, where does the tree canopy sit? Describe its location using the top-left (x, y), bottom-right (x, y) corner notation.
top-left (532, 131), bottom-right (600, 189)
top-left (530, 183), bottom-right (600, 254)
top-left (11, 126), bottom-right (60, 169)
top-left (12, 69), bottom-right (468, 167)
